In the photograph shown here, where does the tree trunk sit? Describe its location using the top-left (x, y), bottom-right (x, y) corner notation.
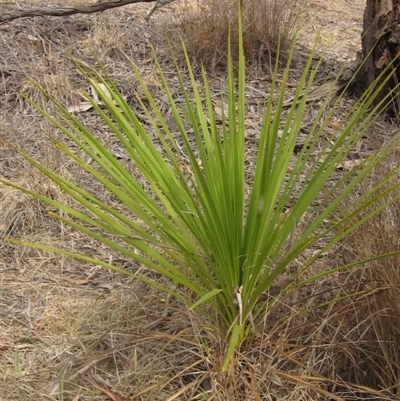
top-left (356, 0), bottom-right (400, 112)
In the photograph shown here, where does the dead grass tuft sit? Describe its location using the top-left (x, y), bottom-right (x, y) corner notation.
top-left (340, 191), bottom-right (400, 396)
top-left (164, 0), bottom-right (303, 71)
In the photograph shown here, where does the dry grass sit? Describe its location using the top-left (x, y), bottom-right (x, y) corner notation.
top-left (1, 0), bottom-right (400, 400)
top-left (339, 180), bottom-right (400, 396)
top-left (163, 0), bottom-right (302, 71)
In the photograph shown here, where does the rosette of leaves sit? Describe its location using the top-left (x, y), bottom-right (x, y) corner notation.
top-left (3, 19), bottom-right (400, 370)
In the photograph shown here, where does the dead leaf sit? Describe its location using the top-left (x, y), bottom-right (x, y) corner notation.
top-left (327, 121), bottom-right (342, 130)
top-left (94, 83), bottom-right (112, 101)
top-left (269, 276), bottom-right (294, 296)
top-left (257, 276), bottom-right (294, 303)
top-left (67, 102), bottom-right (93, 113)
top-left (213, 105), bottom-right (227, 121)
top-left (283, 79), bottom-right (348, 108)
top-left (67, 81), bottom-right (116, 113)
top-left (85, 374), bottom-right (130, 401)
top-left (337, 159), bottom-right (363, 170)
top-left (64, 277), bottom-right (90, 285)
top-left (269, 369), bottom-right (283, 386)
top-left (375, 48), bottom-right (390, 69)
top-left (94, 282), bottom-right (114, 291)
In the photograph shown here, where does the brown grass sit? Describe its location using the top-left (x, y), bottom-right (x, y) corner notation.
top-left (1, 0), bottom-right (400, 400)
top-left (164, 0), bottom-right (302, 71)
top-left (340, 183), bottom-right (400, 396)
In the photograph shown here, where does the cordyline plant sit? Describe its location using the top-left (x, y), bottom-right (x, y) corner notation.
top-left (3, 19), bottom-right (400, 370)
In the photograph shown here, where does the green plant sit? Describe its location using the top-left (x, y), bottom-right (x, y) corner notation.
top-left (3, 17), bottom-right (400, 371)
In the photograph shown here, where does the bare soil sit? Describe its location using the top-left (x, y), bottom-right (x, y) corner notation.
top-left (1, 1), bottom-right (400, 400)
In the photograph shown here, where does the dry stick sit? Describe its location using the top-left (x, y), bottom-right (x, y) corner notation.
top-left (0, 0), bottom-right (175, 24)
top-left (145, 0), bottom-right (176, 22)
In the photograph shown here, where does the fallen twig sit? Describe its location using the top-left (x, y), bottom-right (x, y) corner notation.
top-left (0, 0), bottom-right (172, 24)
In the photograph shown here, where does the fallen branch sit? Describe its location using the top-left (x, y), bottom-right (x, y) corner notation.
top-left (0, 0), bottom-right (171, 24)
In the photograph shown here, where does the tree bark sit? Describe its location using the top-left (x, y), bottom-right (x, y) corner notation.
top-left (357, 0), bottom-right (400, 111)
top-left (0, 0), bottom-right (160, 24)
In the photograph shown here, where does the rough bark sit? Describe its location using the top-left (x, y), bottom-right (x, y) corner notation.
top-left (357, 0), bottom-right (400, 111)
top-left (0, 0), bottom-right (162, 24)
